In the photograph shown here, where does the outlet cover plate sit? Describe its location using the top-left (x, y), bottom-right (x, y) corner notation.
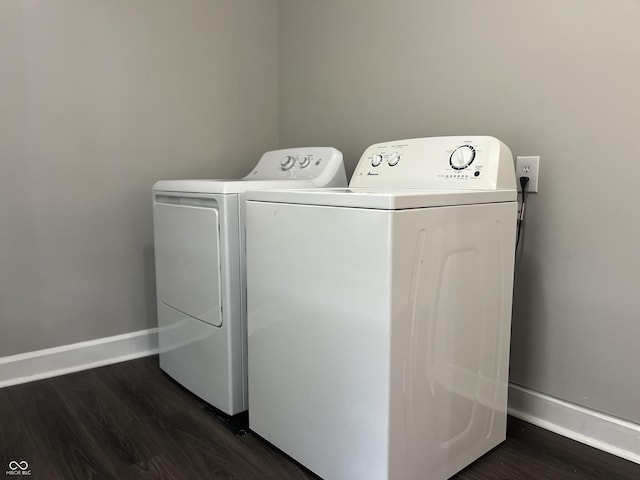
top-left (516, 156), bottom-right (539, 193)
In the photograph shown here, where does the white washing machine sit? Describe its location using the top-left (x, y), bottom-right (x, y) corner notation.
top-left (152, 147), bottom-right (346, 416)
top-left (246, 136), bottom-right (517, 479)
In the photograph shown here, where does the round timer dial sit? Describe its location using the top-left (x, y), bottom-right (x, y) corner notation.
top-left (449, 145), bottom-right (476, 170)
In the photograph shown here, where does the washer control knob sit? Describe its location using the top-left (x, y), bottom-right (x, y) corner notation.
top-left (450, 145), bottom-right (476, 170)
top-left (388, 154), bottom-right (401, 167)
top-left (281, 155), bottom-right (296, 171)
top-left (299, 156), bottom-right (311, 168)
top-left (372, 154), bottom-right (384, 167)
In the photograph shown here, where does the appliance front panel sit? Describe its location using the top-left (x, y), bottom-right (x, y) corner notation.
top-left (154, 203), bottom-right (223, 327)
top-left (246, 201), bottom-right (393, 480)
top-left (157, 303), bottom-right (238, 414)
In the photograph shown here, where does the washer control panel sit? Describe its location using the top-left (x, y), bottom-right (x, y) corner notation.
top-left (351, 136), bottom-right (515, 191)
top-left (246, 147), bottom-right (343, 180)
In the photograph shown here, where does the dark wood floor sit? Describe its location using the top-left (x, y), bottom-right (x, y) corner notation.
top-left (0, 356), bottom-right (638, 480)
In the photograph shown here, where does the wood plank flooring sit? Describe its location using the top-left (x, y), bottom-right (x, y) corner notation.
top-left (0, 356), bottom-right (638, 479)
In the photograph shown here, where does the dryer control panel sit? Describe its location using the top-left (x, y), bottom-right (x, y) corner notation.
top-left (246, 147), bottom-right (345, 185)
top-left (350, 136), bottom-right (515, 191)
top-left (153, 146), bottom-right (346, 194)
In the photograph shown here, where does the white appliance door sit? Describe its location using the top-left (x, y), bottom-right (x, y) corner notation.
top-left (154, 202), bottom-right (223, 327)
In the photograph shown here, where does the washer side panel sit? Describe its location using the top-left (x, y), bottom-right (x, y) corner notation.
top-left (388, 202), bottom-right (517, 480)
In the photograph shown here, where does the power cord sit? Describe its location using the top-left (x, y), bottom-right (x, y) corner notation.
top-left (515, 176), bottom-right (529, 252)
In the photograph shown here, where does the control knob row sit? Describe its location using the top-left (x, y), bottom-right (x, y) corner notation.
top-left (371, 154), bottom-right (401, 167)
top-left (281, 155), bottom-right (313, 171)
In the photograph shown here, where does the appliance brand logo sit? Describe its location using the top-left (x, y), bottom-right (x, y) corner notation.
top-left (5, 461), bottom-right (31, 476)
top-left (366, 172), bottom-right (379, 176)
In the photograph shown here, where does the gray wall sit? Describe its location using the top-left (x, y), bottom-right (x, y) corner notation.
top-left (0, 0), bottom-right (278, 356)
top-left (278, 0), bottom-right (640, 423)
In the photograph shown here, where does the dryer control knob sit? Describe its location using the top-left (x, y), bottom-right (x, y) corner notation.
top-left (450, 145), bottom-right (476, 170)
top-left (372, 154), bottom-right (384, 167)
top-left (299, 156), bottom-right (311, 168)
top-left (281, 155), bottom-right (296, 171)
top-left (388, 154), bottom-right (401, 167)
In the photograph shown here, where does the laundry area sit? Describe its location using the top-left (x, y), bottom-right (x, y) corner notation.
top-left (1, 1), bottom-right (639, 479)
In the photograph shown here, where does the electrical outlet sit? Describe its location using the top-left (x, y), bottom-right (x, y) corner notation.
top-left (516, 156), bottom-right (539, 193)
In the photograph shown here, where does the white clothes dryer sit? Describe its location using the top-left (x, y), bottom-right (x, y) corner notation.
top-left (153, 147), bottom-right (346, 415)
top-left (246, 137), bottom-right (517, 479)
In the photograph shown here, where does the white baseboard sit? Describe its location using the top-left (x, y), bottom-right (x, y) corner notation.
top-left (0, 328), bottom-right (158, 388)
top-left (508, 383), bottom-right (640, 464)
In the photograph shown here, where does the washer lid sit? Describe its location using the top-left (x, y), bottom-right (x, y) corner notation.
top-left (245, 187), bottom-right (516, 210)
top-left (153, 178), bottom-right (321, 194)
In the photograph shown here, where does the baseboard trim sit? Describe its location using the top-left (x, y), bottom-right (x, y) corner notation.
top-left (0, 328), bottom-right (158, 388)
top-left (508, 383), bottom-right (640, 464)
